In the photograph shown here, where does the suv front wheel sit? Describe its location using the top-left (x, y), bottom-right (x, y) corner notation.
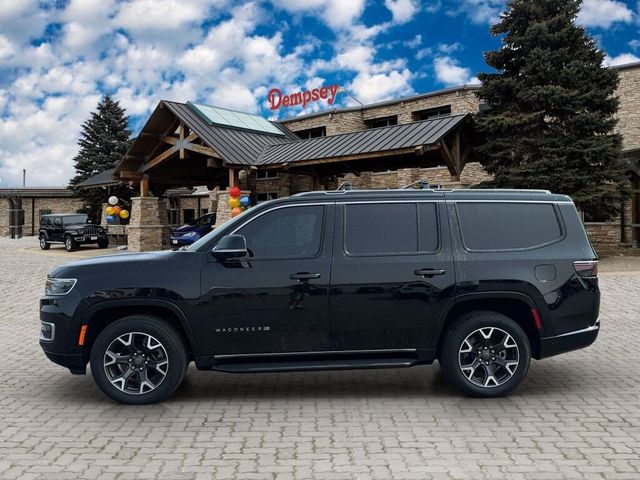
top-left (39, 234), bottom-right (50, 250)
top-left (439, 311), bottom-right (531, 397)
top-left (90, 315), bottom-right (189, 404)
top-left (64, 235), bottom-right (78, 252)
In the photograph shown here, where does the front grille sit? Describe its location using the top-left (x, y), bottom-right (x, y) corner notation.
top-left (83, 226), bottom-right (102, 235)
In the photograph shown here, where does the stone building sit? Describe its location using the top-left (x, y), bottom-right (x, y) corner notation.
top-left (0, 188), bottom-right (83, 238)
top-left (2, 63), bottom-right (638, 250)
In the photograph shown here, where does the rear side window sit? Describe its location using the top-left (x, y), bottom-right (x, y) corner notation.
top-left (456, 202), bottom-right (563, 251)
top-left (344, 203), bottom-right (439, 256)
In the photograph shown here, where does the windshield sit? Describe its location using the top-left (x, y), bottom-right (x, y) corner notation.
top-left (185, 211), bottom-right (248, 251)
top-left (62, 214), bottom-right (88, 225)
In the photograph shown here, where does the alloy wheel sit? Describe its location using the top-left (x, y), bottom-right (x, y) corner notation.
top-left (458, 327), bottom-right (520, 388)
top-left (103, 332), bottom-right (169, 395)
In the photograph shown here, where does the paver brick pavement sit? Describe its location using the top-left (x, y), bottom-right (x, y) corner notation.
top-left (0, 237), bottom-right (639, 479)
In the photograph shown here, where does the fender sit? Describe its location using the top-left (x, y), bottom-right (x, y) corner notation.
top-left (81, 298), bottom-right (198, 353)
top-left (433, 290), bottom-right (544, 348)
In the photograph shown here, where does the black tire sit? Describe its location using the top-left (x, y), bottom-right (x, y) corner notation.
top-left (439, 311), bottom-right (531, 398)
top-left (64, 235), bottom-right (78, 252)
top-left (97, 239), bottom-right (109, 249)
top-left (90, 315), bottom-right (188, 404)
top-left (39, 234), bottom-right (50, 250)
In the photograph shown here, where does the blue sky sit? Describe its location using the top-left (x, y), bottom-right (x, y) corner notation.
top-left (0, 0), bottom-right (639, 187)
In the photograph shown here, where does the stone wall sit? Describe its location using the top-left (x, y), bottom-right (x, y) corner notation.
top-left (282, 88), bottom-right (480, 136)
top-left (0, 195), bottom-right (83, 237)
top-left (616, 64), bottom-right (640, 151)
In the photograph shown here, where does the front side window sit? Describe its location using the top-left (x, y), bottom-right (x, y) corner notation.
top-left (62, 215), bottom-right (88, 225)
top-left (344, 203), bottom-right (439, 256)
top-left (457, 202), bottom-right (563, 251)
top-left (236, 205), bottom-right (324, 259)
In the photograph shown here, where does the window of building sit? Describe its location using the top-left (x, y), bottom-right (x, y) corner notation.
top-left (257, 170), bottom-right (279, 180)
top-left (344, 203), bottom-right (439, 256)
top-left (236, 205), bottom-right (324, 259)
top-left (456, 203), bottom-right (563, 251)
top-left (257, 192), bottom-right (279, 203)
top-left (413, 105), bottom-right (452, 121)
top-left (183, 209), bottom-right (196, 224)
top-left (366, 116), bottom-right (398, 129)
top-left (295, 126), bottom-right (326, 139)
top-left (200, 208), bottom-right (208, 216)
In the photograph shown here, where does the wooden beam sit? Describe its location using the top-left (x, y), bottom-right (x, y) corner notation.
top-left (142, 145), bottom-right (179, 172)
top-left (119, 170), bottom-right (143, 180)
top-left (179, 123), bottom-right (185, 159)
top-left (183, 142), bottom-right (223, 159)
top-left (228, 169), bottom-right (237, 187)
top-left (438, 139), bottom-right (459, 179)
top-left (140, 175), bottom-right (149, 197)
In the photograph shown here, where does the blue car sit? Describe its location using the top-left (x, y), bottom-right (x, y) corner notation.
top-left (170, 213), bottom-right (216, 247)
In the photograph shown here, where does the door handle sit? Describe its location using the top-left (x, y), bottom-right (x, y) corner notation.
top-left (414, 268), bottom-right (446, 278)
top-left (289, 272), bottom-right (321, 280)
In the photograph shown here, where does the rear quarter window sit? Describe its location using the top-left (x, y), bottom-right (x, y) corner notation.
top-left (456, 202), bottom-right (563, 251)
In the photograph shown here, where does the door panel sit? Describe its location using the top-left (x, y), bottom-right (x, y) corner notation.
top-left (198, 204), bottom-right (334, 355)
top-left (329, 201), bottom-right (455, 351)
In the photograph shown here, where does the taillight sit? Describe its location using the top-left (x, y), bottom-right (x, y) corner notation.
top-left (573, 260), bottom-right (598, 278)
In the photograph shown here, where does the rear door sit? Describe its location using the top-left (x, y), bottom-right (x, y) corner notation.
top-left (329, 198), bottom-right (455, 353)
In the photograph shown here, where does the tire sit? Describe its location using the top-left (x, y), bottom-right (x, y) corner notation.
top-left (439, 311), bottom-right (531, 398)
top-left (39, 234), bottom-right (50, 250)
top-left (64, 235), bottom-right (78, 252)
top-left (97, 239), bottom-right (109, 249)
top-left (90, 315), bottom-right (189, 405)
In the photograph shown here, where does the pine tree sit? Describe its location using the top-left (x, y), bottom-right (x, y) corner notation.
top-left (475, 0), bottom-right (627, 219)
top-left (69, 95), bottom-right (132, 218)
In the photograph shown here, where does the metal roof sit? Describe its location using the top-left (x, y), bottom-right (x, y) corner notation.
top-left (75, 168), bottom-right (119, 188)
top-left (162, 101), bottom-right (299, 166)
top-left (256, 114), bottom-right (469, 166)
top-left (0, 187), bottom-right (76, 197)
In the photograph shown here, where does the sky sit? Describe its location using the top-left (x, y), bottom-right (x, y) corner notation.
top-left (0, 0), bottom-right (639, 187)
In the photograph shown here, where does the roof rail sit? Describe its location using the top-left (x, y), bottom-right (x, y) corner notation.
top-left (447, 189), bottom-right (552, 194)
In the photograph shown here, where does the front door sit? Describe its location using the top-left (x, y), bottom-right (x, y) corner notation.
top-left (199, 203), bottom-right (334, 355)
top-left (52, 217), bottom-right (64, 242)
top-left (329, 200), bottom-right (455, 353)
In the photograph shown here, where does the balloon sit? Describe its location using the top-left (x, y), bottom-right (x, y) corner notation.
top-left (229, 186), bottom-right (241, 198)
top-left (240, 196), bottom-right (250, 207)
top-left (113, 206), bottom-right (122, 215)
top-left (108, 196), bottom-right (118, 206)
top-left (231, 207), bottom-right (243, 217)
top-left (106, 215), bottom-right (116, 224)
top-left (105, 206), bottom-right (114, 215)
top-left (119, 209), bottom-right (129, 219)
top-left (228, 197), bottom-right (240, 208)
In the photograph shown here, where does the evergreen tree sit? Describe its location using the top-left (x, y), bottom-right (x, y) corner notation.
top-left (69, 95), bottom-right (132, 218)
top-left (475, 0), bottom-right (627, 219)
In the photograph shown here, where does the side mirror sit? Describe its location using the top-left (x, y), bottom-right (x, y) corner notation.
top-left (211, 234), bottom-right (248, 260)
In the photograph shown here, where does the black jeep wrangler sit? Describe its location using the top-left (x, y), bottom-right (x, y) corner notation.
top-left (40, 189), bottom-right (599, 404)
top-left (39, 213), bottom-right (109, 252)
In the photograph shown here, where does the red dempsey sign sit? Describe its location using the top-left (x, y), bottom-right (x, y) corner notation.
top-left (268, 85), bottom-right (340, 110)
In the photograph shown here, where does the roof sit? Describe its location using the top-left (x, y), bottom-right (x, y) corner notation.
top-left (279, 85), bottom-right (480, 123)
top-left (256, 114), bottom-right (469, 166)
top-left (610, 61), bottom-right (640, 72)
top-left (75, 168), bottom-right (119, 188)
top-left (162, 101), bottom-right (299, 166)
top-left (0, 187), bottom-right (76, 198)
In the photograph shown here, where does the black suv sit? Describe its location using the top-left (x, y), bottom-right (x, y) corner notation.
top-left (40, 189), bottom-right (600, 404)
top-left (39, 214), bottom-right (109, 252)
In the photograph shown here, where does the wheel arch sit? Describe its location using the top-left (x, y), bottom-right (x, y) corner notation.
top-left (80, 300), bottom-right (197, 362)
top-left (436, 293), bottom-right (543, 359)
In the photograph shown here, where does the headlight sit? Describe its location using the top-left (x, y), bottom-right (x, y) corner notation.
top-left (183, 231), bottom-right (198, 237)
top-left (45, 277), bottom-right (77, 296)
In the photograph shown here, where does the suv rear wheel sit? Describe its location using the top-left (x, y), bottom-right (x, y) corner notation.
top-left (439, 311), bottom-right (531, 397)
top-left (39, 234), bottom-right (50, 250)
top-left (64, 235), bottom-right (78, 252)
top-left (89, 315), bottom-right (189, 404)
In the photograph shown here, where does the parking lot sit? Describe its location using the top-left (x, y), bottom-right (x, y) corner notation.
top-left (0, 236), bottom-right (639, 480)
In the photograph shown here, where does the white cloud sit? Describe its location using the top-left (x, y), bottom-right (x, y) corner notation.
top-left (403, 34), bottom-right (422, 48)
top-left (629, 39), bottom-right (640, 51)
top-left (272, 0), bottom-right (366, 30)
top-left (385, 0), bottom-right (420, 24)
top-left (577, 0), bottom-right (633, 29)
top-left (348, 69), bottom-right (413, 104)
top-left (434, 56), bottom-right (479, 86)
top-left (455, 0), bottom-right (503, 25)
top-left (605, 52), bottom-right (640, 66)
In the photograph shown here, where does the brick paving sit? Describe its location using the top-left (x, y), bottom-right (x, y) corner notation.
top-left (1, 236), bottom-right (639, 480)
